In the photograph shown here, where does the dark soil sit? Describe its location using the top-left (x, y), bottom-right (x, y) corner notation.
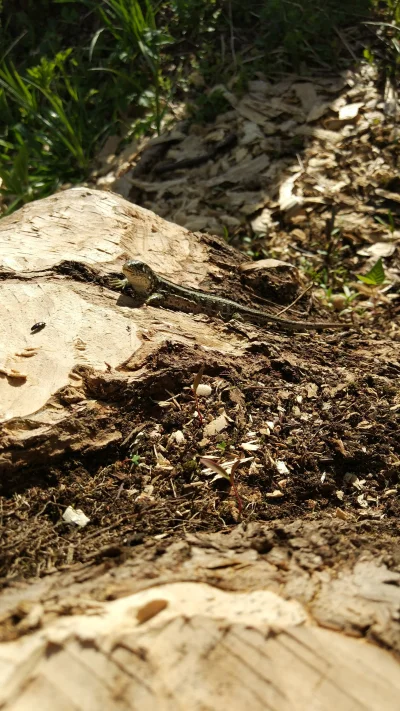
top-left (1, 320), bottom-right (399, 586)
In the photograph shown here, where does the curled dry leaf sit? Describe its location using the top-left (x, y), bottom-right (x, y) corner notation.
top-left (266, 489), bottom-right (284, 499)
top-left (200, 457), bottom-right (230, 481)
top-left (276, 460), bottom-right (290, 475)
top-left (154, 449), bottom-right (172, 468)
top-left (357, 242), bottom-right (396, 259)
top-left (338, 102), bottom-right (363, 121)
top-left (169, 430), bottom-right (185, 445)
top-left (343, 473), bottom-right (363, 489)
top-left (203, 413), bottom-right (229, 437)
top-left (357, 494), bottom-right (368, 509)
top-left (382, 489), bottom-right (397, 498)
top-left (192, 365), bottom-right (205, 394)
top-left (330, 294), bottom-right (347, 311)
top-left (279, 173), bottom-right (303, 213)
top-left (333, 439), bottom-right (347, 456)
top-left (0, 367), bottom-right (27, 380)
top-left (241, 442), bottom-right (260, 452)
top-left (15, 348), bottom-right (40, 358)
top-left (305, 383), bottom-right (318, 399)
top-left (335, 507), bottom-right (348, 520)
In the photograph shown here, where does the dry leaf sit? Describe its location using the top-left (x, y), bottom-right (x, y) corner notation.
top-left (335, 507), bottom-right (348, 520)
top-left (192, 365), bottom-right (205, 394)
top-left (375, 188), bottom-right (400, 204)
top-left (279, 173), bottom-right (302, 212)
top-left (207, 155), bottom-right (270, 187)
top-left (266, 489), bottom-right (284, 499)
top-left (200, 457), bottom-right (230, 481)
top-left (241, 442), bottom-right (260, 452)
top-left (333, 439), bottom-right (347, 456)
top-left (305, 383), bottom-right (318, 398)
top-left (357, 243), bottom-right (396, 258)
top-left (241, 121), bottom-right (264, 145)
top-left (307, 102), bottom-right (331, 122)
top-left (338, 103), bottom-right (363, 121)
top-left (203, 413), bottom-right (229, 437)
top-left (293, 83), bottom-right (319, 112)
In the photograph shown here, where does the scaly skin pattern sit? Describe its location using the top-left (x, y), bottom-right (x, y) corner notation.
top-left (120, 259), bottom-right (348, 332)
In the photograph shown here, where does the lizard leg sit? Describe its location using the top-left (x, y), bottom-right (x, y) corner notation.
top-left (146, 292), bottom-right (166, 306)
top-left (109, 277), bottom-right (129, 290)
top-left (227, 311), bottom-right (256, 332)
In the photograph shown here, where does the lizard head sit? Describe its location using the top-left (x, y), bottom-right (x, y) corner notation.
top-left (122, 260), bottom-right (157, 295)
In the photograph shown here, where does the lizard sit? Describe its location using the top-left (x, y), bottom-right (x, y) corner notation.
top-left (113, 259), bottom-right (349, 332)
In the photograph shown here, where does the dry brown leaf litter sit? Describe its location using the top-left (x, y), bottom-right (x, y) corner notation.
top-left (88, 62), bottom-right (400, 326)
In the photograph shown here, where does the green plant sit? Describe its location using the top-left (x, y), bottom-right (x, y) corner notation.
top-left (0, 51), bottom-right (109, 211)
top-left (364, 1), bottom-right (400, 85)
top-left (200, 455), bottom-right (243, 519)
top-left (89, 0), bottom-right (174, 134)
top-left (0, 143), bottom-right (34, 211)
top-left (375, 210), bottom-right (396, 233)
top-left (170, 0), bottom-right (220, 34)
top-left (324, 284), bottom-right (360, 310)
top-left (0, 0), bottom-right (178, 213)
top-left (341, 284), bottom-right (359, 306)
top-left (0, 0), bottom-right (389, 216)
top-left (302, 257), bottom-right (351, 290)
top-left (188, 88), bottom-right (231, 124)
top-left (224, 0), bottom-right (373, 70)
top-left (216, 441), bottom-right (228, 452)
top-left (356, 257), bottom-right (386, 286)
top-left (356, 257), bottom-right (387, 313)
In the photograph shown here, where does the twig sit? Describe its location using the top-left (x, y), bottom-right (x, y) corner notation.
top-left (333, 25), bottom-right (358, 62)
top-left (229, 460), bottom-right (243, 520)
top-left (227, 1), bottom-right (237, 69)
top-left (276, 283), bottom-right (313, 316)
top-left (323, 204), bottom-right (338, 279)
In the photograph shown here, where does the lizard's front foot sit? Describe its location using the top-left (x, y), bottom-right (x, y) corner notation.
top-left (109, 277), bottom-right (129, 291)
top-left (231, 311), bottom-right (244, 321)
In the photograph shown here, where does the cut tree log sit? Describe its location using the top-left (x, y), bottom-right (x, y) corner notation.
top-left (0, 522), bottom-right (399, 710)
top-left (0, 186), bottom-right (327, 473)
top-left (0, 187), bottom-right (253, 472)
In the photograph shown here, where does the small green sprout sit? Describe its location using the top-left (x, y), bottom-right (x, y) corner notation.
top-left (216, 441), bottom-right (228, 452)
top-left (356, 258), bottom-right (386, 287)
top-left (375, 211), bottom-right (396, 233)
